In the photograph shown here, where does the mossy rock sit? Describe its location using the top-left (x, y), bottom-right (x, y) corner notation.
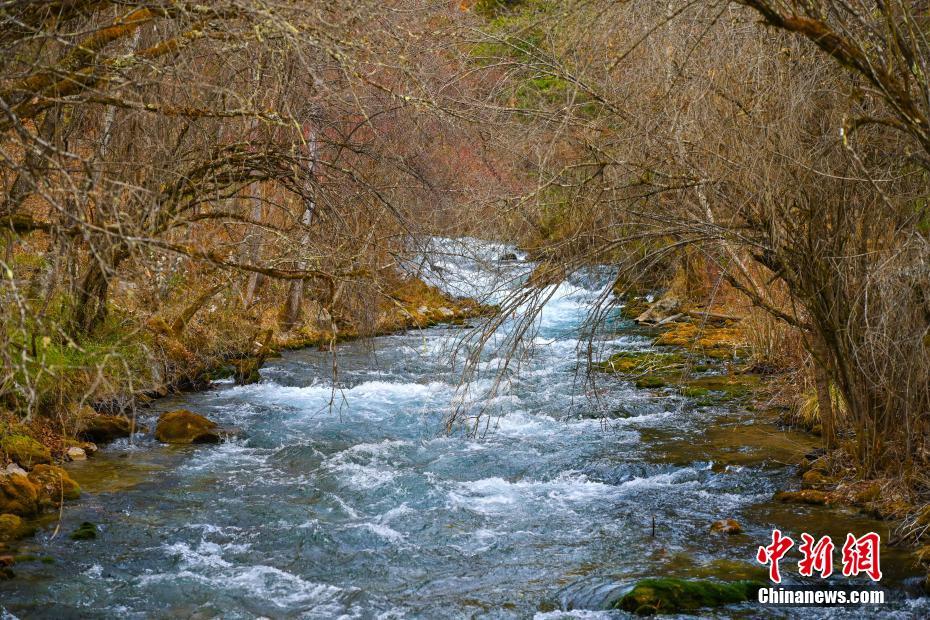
top-left (27, 465), bottom-right (80, 509)
top-left (594, 351), bottom-right (685, 375)
top-left (801, 469), bottom-right (828, 488)
top-left (614, 578), bottom-right (762, 614)
top-left (0, 474), bottom-right (38, 516)
top-left (636, 376), bottom-right (668, 389)
top-left (774, 489), bottom-right (828, 505)
top-left (155, 410), bottom-right (220, 444)
top-left (654, 323), bottom-right (747, 359)
top-left (232, 358), bottom-right (261, 385)
top-left (0, 514), bottom-right (36, 542)
top-left (620, 297), bottom-right (652, 320)
top-left (76, 413), bottom-right (138, 443)
top-left (679, 374), bottom-right (761, 403)
top-left (0, 435), bottom-right (51, 467)
top-left (70, 521), bottom-right (97, 541)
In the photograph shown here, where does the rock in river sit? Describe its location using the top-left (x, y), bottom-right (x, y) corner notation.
top-left (613, 578), bottom-right (763, 615)
top-left (28, 465), bottom-right (81, 509)
top-left (155, 410), bottom-right (221, 444)
top-left (76, 411), bottom-right (143, 443)
top-left (710, 518), bottom-right (743, 535)
top-left (0, 474), bottom-right (38, 517)
top-left (0, 513), bottom-right (35, 542)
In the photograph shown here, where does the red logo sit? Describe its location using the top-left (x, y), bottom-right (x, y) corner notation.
top-left (841, 532), bottom-right (883, 581)
top-left (798, 533), bottom-right (835, 578)
top-left (756, 529), bottom-right (794, 583)
top-left (756, 529), bottom-right (882, 582)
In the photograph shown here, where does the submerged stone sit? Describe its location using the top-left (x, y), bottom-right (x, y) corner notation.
top-left (155, 410), bottom-right (221, 444)
top-left (614, 578), bottom-right (762, 614)
top-left (0, 514), bottom-right (36, 542)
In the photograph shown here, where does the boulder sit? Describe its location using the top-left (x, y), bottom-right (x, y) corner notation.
top-left (710, 519), bottom-right (743, 535)
top-left (71, 521), bottom-right (98, 541)
top-left (66, 446), bottom-right (87, 461)
top-left (0, 474), bottom-right (38, 516)
top-left (614, 578), bottom-right (762, 614)
top-left (76, 413), bottom-right (138, 443)
top-left (27, 465), bottom-right (81, 509)
top-left (0, 435), bottom-right (51, 467)
top-left (155, 410), bottom-right (221, 444)
top-left (0, 514), bottom-right (35, 542)
top-left (634, 294), bottom-right (681, 325)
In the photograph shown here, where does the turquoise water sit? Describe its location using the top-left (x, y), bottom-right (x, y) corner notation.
top-left (2, 239), bottom-right (927, 618)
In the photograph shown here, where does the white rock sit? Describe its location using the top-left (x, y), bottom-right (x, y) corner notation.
top-left (66, 446), bottom-right (87, 461)
top-left (4, 463), bottom-right (27, 476)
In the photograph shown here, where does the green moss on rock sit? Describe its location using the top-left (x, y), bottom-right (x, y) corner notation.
top-left (614, 578), bottom-right (762, 614)
top-left (27, 464), bottom-right (80, 509)
top-left (636, 376), bottom-right (668, 389)
top-left (0, 474), bottom-right (38, 516)
top-left (155, 410), bottom-right (220, 444)
top-left (680, 374), bottom-right (761, 404)
top-left (0, 513), bottom-right (35, 542)
top-left (76, 412), bottom-right (137, 443)
top-left (594, 351), bottom-right (686, 375)
top-left (70, 521), bottom-right (97, 541)
top-left (1, 435), bottom-right (51, 467)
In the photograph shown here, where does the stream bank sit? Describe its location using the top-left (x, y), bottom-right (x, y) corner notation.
top-left (1, 239), bottom-right (927, 618)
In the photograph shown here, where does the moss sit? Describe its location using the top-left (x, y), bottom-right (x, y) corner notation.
top-left (0, 513), bottom-right (36, 542)
top-left (636, 376), bottom-right (668, 389)
top-left (1, 434), bottom-right (51, 467)
top-left (155, 410), bottom-right (220, 444)
top-left (654, 322), bottom-right (747, 359)
top-left (801, 469), bottom-right (828, 488)
top-left (614, 578), bottom-right (763, 613)
top-left (0, 473), bottom-right (38, 516)
top-left (70, 521), bottom-right (97, 541)
top-left (774, 489), bottom-right (828, 505)
top-left (679, 374), bottom-right (761, 404)
top-left (28, 464), bottom-right (81, 509)
top-left (680, 386), bottom-right (709, 398)
top-left (76, 411), bottom-right (137, 443)
top-left (594, 351), bottom-right (685, 375)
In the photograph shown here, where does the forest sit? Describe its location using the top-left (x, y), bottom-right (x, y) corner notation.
top-left (1, 0), bottom-right (929, 617)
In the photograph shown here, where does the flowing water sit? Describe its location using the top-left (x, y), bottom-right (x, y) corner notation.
top-left (2, 239), bottom-right (928, 619)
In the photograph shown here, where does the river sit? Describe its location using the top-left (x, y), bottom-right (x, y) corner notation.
top-left (1, 238), bottom-right (927, 618)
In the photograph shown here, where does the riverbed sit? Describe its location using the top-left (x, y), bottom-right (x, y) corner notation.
top-left (1, 239), bottom-right (927, 618)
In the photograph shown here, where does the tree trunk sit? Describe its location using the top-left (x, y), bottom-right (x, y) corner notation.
top-left (280, 115), bottom-right (318, 330)
top-left (243, 185), bottom-right (265, 305)
top-left (811, 336), bottom-right (837, 450)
